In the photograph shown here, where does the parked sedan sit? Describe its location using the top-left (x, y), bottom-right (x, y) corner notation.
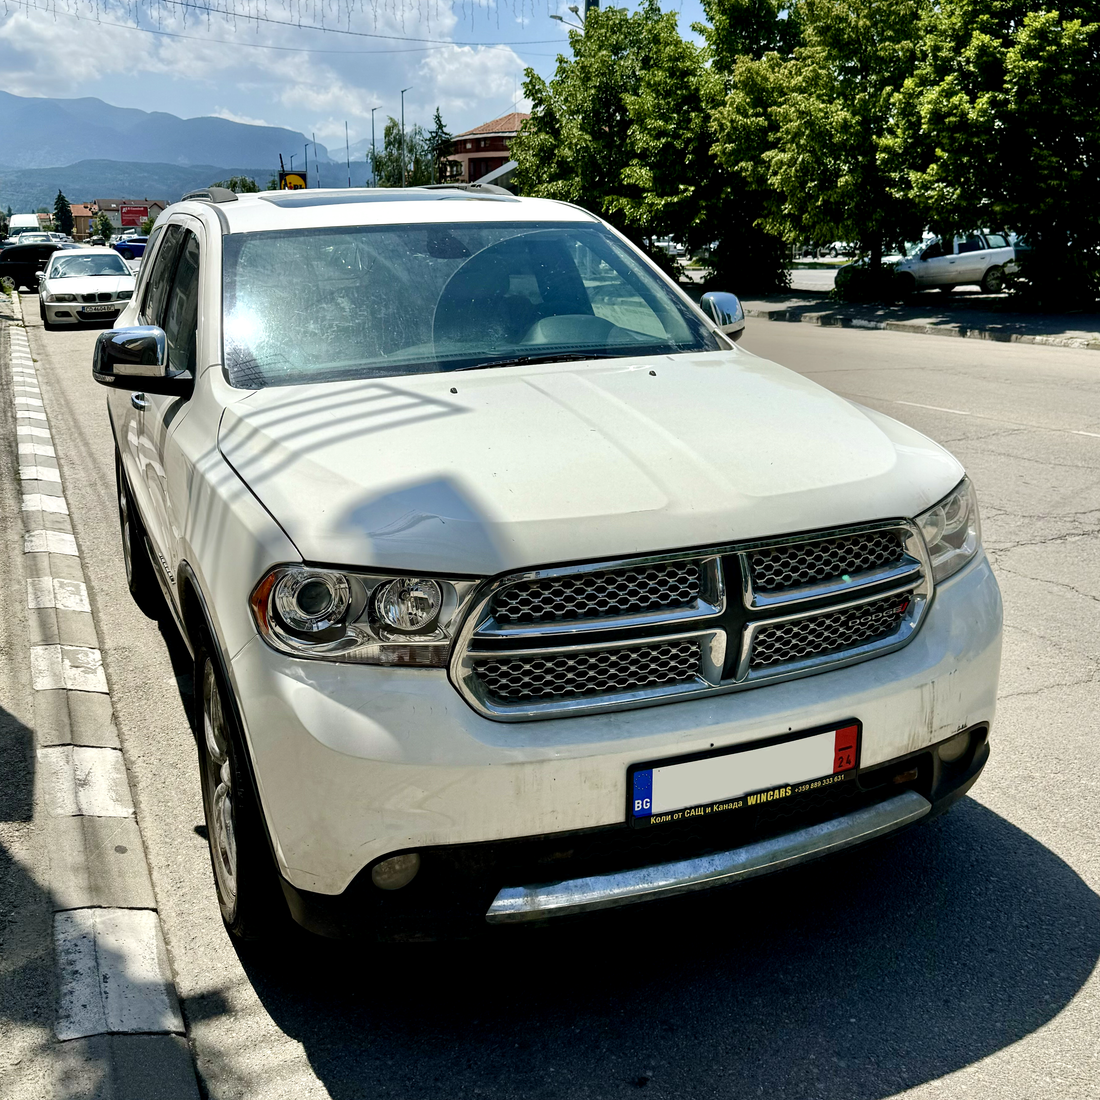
top-left (0, 241), bottom-right (81, 291)
top-left (112, 235), bottom-right (149, 260)
top-left (894, 233), bottom-right (1014, 294)
top-left (38, 247), bottom-right (135, 328)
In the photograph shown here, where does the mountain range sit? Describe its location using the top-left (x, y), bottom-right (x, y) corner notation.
top-left (0, 90), bottom-right (334, 171)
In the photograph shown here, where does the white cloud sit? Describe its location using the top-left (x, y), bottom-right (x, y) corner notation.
top-left (210, 107), bottom-right (274, 127)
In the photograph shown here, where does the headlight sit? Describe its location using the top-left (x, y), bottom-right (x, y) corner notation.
top-left (250, 565), bottom-right (480, 666)
top-left (43, 292), bottom-right (76, 303)
top-left (916, 478), bottom-right (981, 582)
top-left (116, 290), bottom-right (133, 300)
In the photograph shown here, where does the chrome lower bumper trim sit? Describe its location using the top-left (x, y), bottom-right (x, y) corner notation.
top-left (485, 789), bottom-right (931, 923)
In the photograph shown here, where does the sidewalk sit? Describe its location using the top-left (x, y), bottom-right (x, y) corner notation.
top-left (737, 292), bottom-right (1100, 350)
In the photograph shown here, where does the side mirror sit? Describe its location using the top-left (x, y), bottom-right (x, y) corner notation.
top-left (92, 326), bottom-right (193, 397)
top-left (700, 291), bottom-right (745, 342)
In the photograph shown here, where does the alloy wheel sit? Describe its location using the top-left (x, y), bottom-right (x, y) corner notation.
top-left (203, 659), bottom-right (239, 914)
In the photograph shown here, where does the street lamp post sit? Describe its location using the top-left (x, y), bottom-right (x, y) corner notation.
top-left (371, 106), bottom-right (380, 187)
top-left (304, 142), bottom-right (309, 183)
top-left (400, 87), bottom-right (411, 187)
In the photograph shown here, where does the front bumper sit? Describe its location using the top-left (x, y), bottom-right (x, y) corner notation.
top-left (43, 301), bottom-right (122, 324)
top-left (228, 553), bottom-right (1001, 907)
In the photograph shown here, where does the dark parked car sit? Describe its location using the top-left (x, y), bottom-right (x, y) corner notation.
top-left (0, 242), bottom-right (81, 291)
top-left (112, 236), bottom-right (149, 260)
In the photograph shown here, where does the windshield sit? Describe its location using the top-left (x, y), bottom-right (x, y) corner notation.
top-left (49, 254), bottom-right (130, 278)
top-left (222, 221), bottom-right (721, 388)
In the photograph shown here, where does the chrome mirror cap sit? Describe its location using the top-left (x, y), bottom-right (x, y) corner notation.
top-left (700, 291), bottom-right (746, 342)
top-left (92, 326), bottom-right (193, 397)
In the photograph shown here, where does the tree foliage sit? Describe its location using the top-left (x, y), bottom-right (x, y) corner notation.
top-left (899, 0), bottom-right (1100, 303)
top-left (211, 176), bottom-right (260, 192)
top-left (426, 108), bottom-right (461, 182)
top-left (92, 212), bottom-right (114, 240)
top-left (53, 190), bottom-right (74, 236)
top-left (371, 116), bottom-right (433, 186)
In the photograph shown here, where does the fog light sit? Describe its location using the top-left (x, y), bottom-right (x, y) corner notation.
top-left (938, 731), bottom-right (971, 763)
top-left (371, 852), bottom-right (421, 891)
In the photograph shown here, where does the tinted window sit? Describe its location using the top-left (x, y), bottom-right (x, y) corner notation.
top-left (222, 222), bottom-right (720, 388)
top-left (162, 233), bottom-right (200, 377)
top-left (985, 234), bottom-right (1008, 249)
top-left (922, 239), bottom-right (949, 260)
top-left (141, 224), bottom-right (185, 326)
top-left (957, 235), bottom-right (984, 254)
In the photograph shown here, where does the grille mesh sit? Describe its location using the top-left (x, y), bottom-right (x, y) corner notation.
top-left (80, 292), bottom-right (114, 303)
top-left (491, 561), bottom-right (702, 626)
top-left (749, 531), bottom-right (905, 593)
top-left (750, 593), bottom-right (911, 669)
top-left (474, 640), bottom-right (701, 702)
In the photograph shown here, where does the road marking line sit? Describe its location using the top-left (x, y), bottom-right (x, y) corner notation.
top-left (38, 746), bottom-right (134, 818)
top-left (28, 577), bottom-right (91, 612)
top-left (20, 464), bottom-right (62, 483)
top-left (55, 909), bottom-right (184, 1041)
top-left (24, 530), bottom-right (79, 555)
top-left (18, 442), bottom-right (55, 457)
top-left (22, 492), bottom-right (69, 514)
top-left (30, 645), bottom-right (108, 693)
top-left (895, 400), bottom-right (973, 416)
top-left (1070, 429), bottom-right (1100, 438)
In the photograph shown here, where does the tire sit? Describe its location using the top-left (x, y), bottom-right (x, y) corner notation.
top-left (981, 265), bottom-right (1005, 293)
top-left (114, 449), bottom-right (162, 619)
top-left (895, 272), bottom-right (916, 300)
top-left (120, 249), bottom-right (134, 260)
top-left (196, 642), bottom-right (289, 944)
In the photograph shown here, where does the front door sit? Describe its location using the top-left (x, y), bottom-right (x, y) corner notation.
top-left (916, 239), bottom-right (957, 286)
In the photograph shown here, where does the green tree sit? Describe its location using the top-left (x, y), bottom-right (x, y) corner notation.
top-left (211, 176), bottom-right (260, 192)
top-left (697, 0), bottom-right (802, 75)
top-left (745, 0), bottom-right (926, 271)
top-left (371, 117), bottom-right (432, 186)
top-left (512, 1), bottom-right (719, 272)
top-left (53, 190), bottom-right (75, 236)
top-left (140, 212), bottom-right (158, 234)
top-left (426, 108), bottom-right (460, 182)
top-left (898, 0), bottom-right (1100, 304)
top-left (93, 212), bottom-right (114, 241)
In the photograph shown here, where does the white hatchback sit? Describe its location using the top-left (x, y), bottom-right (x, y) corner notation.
top-left (39, 246), bottom-right (135, 328)
top-left (91, 187), bottom-right (1001, 943)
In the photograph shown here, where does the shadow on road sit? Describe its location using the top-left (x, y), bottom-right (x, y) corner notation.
top-left (218, 799), bottom-right (1100, 1099)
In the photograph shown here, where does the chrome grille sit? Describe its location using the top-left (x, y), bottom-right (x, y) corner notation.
top-left (491, 561), bottom-right (702, 626)
top-left (749, 531), bottom-right (904, 592)
top-left (473, 640), bottom-right (701, 702)
top-left (750, 592), bottom-right (911, 669)
top-left (79, 292), bottom-right (114, 303)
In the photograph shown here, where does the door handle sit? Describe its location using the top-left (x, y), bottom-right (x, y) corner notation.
top-left (131, 392), bottom-right (147, 410)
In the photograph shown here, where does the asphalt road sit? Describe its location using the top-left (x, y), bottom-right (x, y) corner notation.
top-left (8, 309), bottom-right (1100, 1099)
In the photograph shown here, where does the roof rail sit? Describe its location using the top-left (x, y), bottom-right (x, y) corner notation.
top-left (179, 186), bottom-right (240, 204)
top-left (419, 182), bottom-right (513, 197)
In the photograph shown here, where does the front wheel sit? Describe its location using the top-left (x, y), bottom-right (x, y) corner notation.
top-left (981, 265), bottom-right (1005, 293)
top-left (894, 272), bottom-right (916, 300)
top-left (120, 249), bottom-right (134, 260)
top-left (197, 646), bottom-right (288, 944)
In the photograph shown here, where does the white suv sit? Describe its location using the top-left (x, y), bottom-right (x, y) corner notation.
top-left (92, 187), bottom-right (1002, 942)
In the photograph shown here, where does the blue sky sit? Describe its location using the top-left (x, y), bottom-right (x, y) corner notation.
top-left (0, 0), bottom-right (710, 154)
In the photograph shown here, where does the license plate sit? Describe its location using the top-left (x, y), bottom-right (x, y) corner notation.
top-left (81, 304), bottom-right (116, 313)
top-left (629, 721), bottom-right (860, 827)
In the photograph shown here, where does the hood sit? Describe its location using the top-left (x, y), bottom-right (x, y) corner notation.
top-left (42, 274), bottom-right (134, 296)
top-left (218, 350), bottom-right (964, 576)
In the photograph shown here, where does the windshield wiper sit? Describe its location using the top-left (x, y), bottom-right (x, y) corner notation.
top-left (453, 352), bottom-right (621, 373)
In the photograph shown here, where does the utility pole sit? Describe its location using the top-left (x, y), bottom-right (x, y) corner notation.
top-left (304, 142), bottom-right (309, 183)
top-left (345, 121), bottom-right (351, 188)
top-left (313, 132), bottom-right (320, 187)
top-left (400, 87), bottom-right (411, 187)
top-left (371, 106), bottom-right (380, 187)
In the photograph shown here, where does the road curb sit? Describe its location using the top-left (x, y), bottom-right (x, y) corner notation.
top-left (743, 306), bottom-right (1100, 351)
top-left (3, 293), bottom-right (201, 1100)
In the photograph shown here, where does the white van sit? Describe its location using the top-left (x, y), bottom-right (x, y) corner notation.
top-left (7, 214), bottom-right (42, 238)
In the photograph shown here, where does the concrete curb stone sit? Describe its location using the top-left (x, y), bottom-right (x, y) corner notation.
top-left (4, 292), bottom-right (200, 1100)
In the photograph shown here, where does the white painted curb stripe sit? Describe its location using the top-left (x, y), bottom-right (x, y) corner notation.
top-left (18, 442), bottom-right (56, 457)
top-left (20, 464), bottom-right (62, 482)
top-left (22, 492), bottom-right (68, 514)
top-left (28, 577), bottom-right (91, 612)
top-left (55, 909), bottom-right (184, 1041)
top-left (30, 644), bottom-right (109, 693)
top-left (17, 424), bottom-right (52, 440)
top-left (25, 530), bottom-right (79, 555)
top-left (38, 746), bottom-right (135, 818)
top-left (17, 410), bottom-right (48, 421)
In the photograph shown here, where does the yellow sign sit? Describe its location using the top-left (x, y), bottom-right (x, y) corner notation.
top-left (279, 172), bottom-right (307, 190)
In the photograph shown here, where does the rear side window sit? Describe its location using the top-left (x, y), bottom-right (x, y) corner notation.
top-left (162, 232), bottom-right (200, 377)
top-left (985, 234), bottom-right (1008, 249)
top-left (957, 235), bottom-right (984, 254)
top-left (141, 224), bottom-right (185, 326)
